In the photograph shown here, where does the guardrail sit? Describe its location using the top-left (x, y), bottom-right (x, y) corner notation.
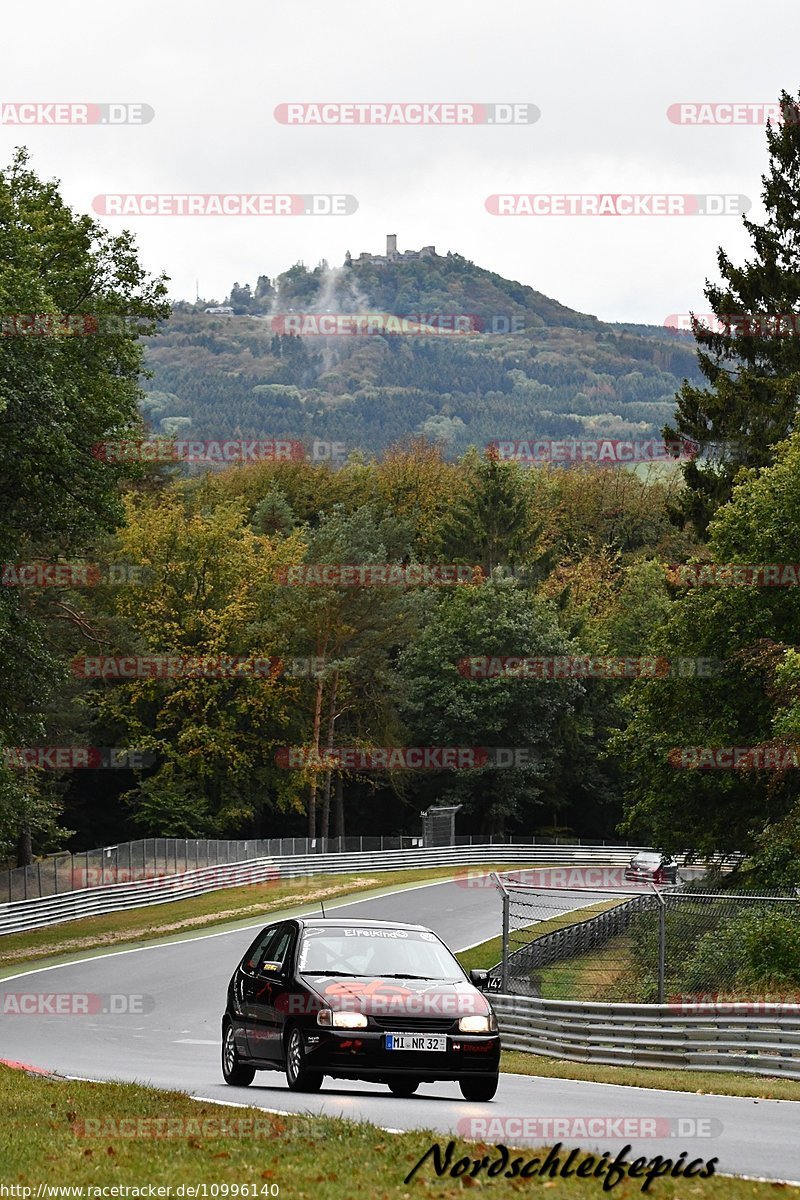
top-left (0, 843), bottom-right (648, 937)
top-left (2, 834), bottom-right (637, 903)
top-left (492, 993), bottom-right (800, 1079)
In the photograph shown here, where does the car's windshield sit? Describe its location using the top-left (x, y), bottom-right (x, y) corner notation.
top-left (637, 853), bottom-right (662, 864)
top-left (297, 926), bottom-right (464, 981)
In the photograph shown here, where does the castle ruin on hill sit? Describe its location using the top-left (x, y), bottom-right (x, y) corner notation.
top-left (350, 234), bottom-right (437, 266)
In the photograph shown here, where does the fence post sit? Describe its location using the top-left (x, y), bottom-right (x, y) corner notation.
top-left (491, 872), bottom-right (510, 993)
top-left (501, 889), bottom-right (509, 992)
top-left (658, 904), bottom-right (666, 1003)
top-left (651, 884), bottom-right (666, 1004)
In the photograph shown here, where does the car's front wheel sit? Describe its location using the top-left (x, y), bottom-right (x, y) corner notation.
top-left (285, 1027), bottom-right (323, 1093)
top-left (222, 1022), bottom-right (255, 1087)
top-left (387, 1076), bottom-right (420, 1097)
top-left (459, 1073), bottom-right (499, 1102)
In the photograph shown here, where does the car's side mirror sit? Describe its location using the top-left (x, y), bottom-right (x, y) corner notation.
top-left (470, 969), bottom-right (489, 989)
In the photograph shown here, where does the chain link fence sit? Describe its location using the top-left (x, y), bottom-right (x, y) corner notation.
top-left (490, 876), bottom-right (800, 1005)
top-left (1, 833), bottom-right (633, 903)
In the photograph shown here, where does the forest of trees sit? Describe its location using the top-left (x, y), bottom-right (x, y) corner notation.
top-left (142, 253), bottom-right (702, 460)
top-left (4, 88), bottom-right (800, 890)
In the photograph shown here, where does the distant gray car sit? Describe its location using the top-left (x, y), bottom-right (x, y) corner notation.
top-left (624, 851), bottom-right (678, 884)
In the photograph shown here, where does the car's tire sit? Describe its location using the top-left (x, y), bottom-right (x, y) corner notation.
top-left (387, 1076), bottom-right (420, 1097)
top-left (285, 1027), bottom-right (323, 1093)
top-left (222, 1022), bottom-right (255, 1087)
top-left (459, 1073), bottom-right (499, 1102)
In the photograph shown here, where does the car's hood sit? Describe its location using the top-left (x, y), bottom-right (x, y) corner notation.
top-left (300, 974), bottom-right (491, 1019)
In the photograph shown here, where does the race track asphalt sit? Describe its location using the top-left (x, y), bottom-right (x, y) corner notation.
top-left (2, 877), bottom-right (798, 1183)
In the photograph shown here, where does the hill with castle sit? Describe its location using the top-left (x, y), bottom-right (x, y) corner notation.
top-left (143, 238), bottom-right (701, 457)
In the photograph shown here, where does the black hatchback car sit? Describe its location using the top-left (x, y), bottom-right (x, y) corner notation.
top-left (624, 851), bottom-right (678, 884)
top-left (221, 917), bottom-right (501, 1100)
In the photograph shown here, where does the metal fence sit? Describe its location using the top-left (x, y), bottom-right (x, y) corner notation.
top-left (492, 993), bottom-right (800, 1079)
top-left (0, 842), bottom-right (648, 937)
top-left (0, 833), bottom-right (634, 903)
top-left (490, 877), bottom-right (800, 1004)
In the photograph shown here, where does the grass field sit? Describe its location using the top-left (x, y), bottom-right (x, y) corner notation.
top-left (0, 1064), bottom-right (795, 1198)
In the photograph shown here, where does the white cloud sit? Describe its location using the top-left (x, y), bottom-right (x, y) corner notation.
top-left (1, 0), bottom-right (796, 322)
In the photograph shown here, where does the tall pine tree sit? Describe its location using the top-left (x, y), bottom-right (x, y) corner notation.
top-left (667, 89), bottom-right (800, 535)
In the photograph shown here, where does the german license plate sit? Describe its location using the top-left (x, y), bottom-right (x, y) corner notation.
top-left (385, 1033), bottom-right (447, 1052)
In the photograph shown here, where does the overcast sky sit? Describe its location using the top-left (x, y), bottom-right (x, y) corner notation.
top-left (1, 1), bottom-right (797, 324)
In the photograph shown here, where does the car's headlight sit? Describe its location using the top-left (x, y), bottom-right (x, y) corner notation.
top-left (317, 1008), bottom-right (368, 1029)
top-left (458, 1013), bottom-right (497, 1033)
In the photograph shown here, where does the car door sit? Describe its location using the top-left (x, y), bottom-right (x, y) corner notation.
top-left (244, 922), bottom-right (298, 1063)
top-left (237, 924), bottom-right (281, 1058)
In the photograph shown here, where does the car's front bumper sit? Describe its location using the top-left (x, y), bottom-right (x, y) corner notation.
top-left (302, 1027), bottom-right (501, 1079)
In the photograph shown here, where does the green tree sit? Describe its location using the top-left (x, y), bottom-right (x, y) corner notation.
top-left (0, 148), bottom-right (168, 861)
top-left (279, 504), bottom-right (416, 838)
top-left (666, 89), bottom-right (800, 535)
top-left (614, 430), bottom-right (800, 861)
top-left (84, 489), bottom-right (306, 837)
top-left (397, 580), bottom-right (583, 834)
top-left (443, 447), bottom-right (544, 575)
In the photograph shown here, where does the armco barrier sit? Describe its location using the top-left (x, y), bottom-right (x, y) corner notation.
top-left (492, 993), bottom-right (800, 1079)
top-left (0, 843), bottom-right (648, 937)
top-left (2, 834), bottom-right (636, 903)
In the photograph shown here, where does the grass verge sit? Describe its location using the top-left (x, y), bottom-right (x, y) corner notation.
top-left (0, 1064), bottom-right (794, 1197)
top-left (455, 901), bottom-right (622, 976)
top-left (531, 934), bottom-right (636, 1001)
top-left (500, 1051), bottom-right (800, 1103)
